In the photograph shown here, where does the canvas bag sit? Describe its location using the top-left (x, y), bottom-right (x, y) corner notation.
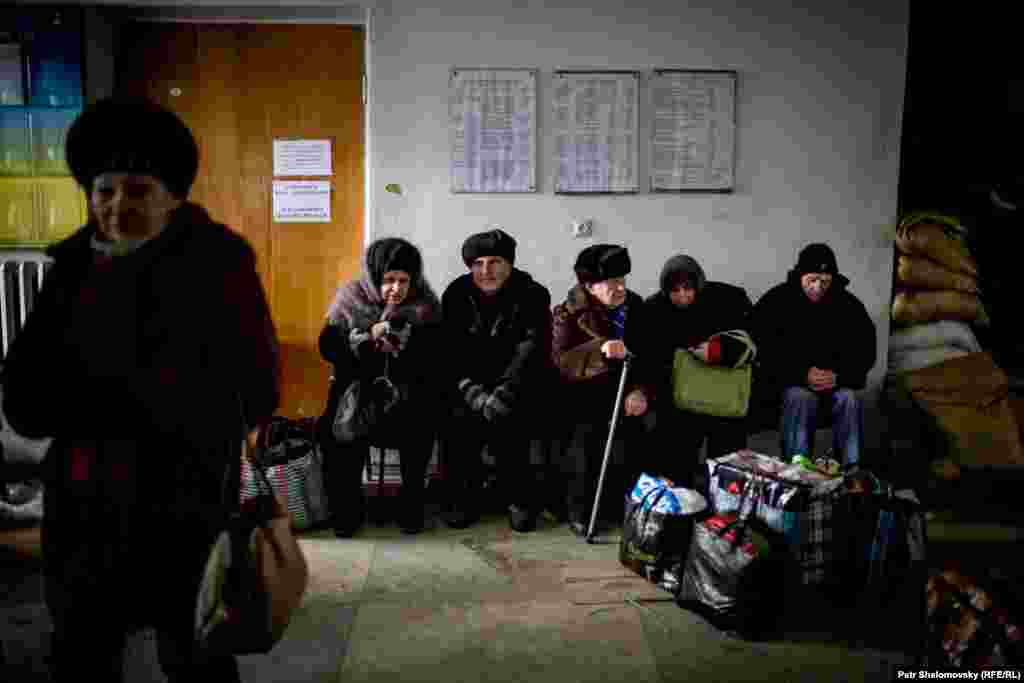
top-left (707, 450), bottom-right (846, 586)
top-left (240, 416), bottom-right (330, 531)
top-left (195, 414), bottom-right (309, 655)
top-left (832, 484), bottom-right (927, 600)
top-left (671, 330), bottom-right (756, 418)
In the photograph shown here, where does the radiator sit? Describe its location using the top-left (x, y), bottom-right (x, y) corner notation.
top-left (0, 254), bottom-right (52, 362)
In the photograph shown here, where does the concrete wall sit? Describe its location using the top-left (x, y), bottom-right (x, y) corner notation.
top-left (61, 0), bottom-right (909, 449)
top-left (368, 0), bottom-right (907, 388)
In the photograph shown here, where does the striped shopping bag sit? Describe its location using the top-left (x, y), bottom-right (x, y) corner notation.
top-left (706, 450), bottom-right (847, 586)
top-left (240, 417), bottom-right (330, 531)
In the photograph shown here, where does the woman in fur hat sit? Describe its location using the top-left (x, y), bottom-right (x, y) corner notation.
top-left (644, 254), bottom-right (754, 486)
top-left (1, 97), bottom-right (280, 681)
top-left (551, 244), bottom-right (656, 536)
top-left (319, 237), bottom-right (443, 536)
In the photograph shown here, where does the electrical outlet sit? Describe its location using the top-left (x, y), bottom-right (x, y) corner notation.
top-left (572, 219), bottom-right (593, 238)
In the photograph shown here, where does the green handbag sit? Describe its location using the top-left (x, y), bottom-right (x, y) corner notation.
top-left (671, 330), bottom-right (756, 418)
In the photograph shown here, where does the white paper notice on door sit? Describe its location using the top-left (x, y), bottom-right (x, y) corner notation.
top-left (273, 139), bottom-right (332, 177)
top-left (272, 180), bottom-right (331, 223)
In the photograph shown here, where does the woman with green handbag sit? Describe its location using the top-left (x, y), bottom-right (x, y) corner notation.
top-left (645, 255), bottom-right (754, 488)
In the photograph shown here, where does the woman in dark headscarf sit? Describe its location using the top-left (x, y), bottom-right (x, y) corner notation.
top-left (1, 97), bottom-right (280, 681)
top-left (318, 237), bottom-right (443, 536)
top-left (644, 254), bottom-right (753, 486)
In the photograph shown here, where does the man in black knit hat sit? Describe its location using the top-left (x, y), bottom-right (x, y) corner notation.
top-left (750, 243), bottom-right (876, 466)
top-left (441, 229), bottom-right (552, 532)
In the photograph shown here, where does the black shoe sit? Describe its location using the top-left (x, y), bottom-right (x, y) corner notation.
top-left (334, 516), bottom-right (363, 538)
top-left (399, 518), bottom-right (424, 535)
top-left (397, 487), bottom-right (425, 535)
top-left (444, 505), bottom-right (479, 530)
top-left (332, 491), bottom-right (366, 538)
top-left (508, 504), bottom-right (537, 533)
top-left (398, 506), bottom-right (425, 535)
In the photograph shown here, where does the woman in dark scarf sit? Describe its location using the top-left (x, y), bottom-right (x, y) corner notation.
top-left (318, 237), bottom-right (443, 536)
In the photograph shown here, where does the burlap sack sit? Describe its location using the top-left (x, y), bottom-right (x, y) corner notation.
top-left (896, 255), bottom-right (979, 293)
top-left (896, 353), bottom-right (1024, 468)
top-left (891, 290), bottom-right (990, 327)
top-left (895, 221), bottom-right (978, 277)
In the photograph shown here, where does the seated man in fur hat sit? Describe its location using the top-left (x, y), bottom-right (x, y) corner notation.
top-left (644, 254), bottom-right (754, 487)
top-left (552, 244), bottom-right (656, 536)
top-left (750, 243), bottom-right (876, 466)
top-left (441, 229), bottom-right (552, 532)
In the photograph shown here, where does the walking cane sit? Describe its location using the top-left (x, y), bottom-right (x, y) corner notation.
top-left (585, 353), bottom-right (634, 544)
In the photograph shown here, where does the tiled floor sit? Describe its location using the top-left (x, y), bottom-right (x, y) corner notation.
top-left (4, 451), bottom-right (1022, 682)
top-left (2, 508), bottom-right (935, 683)
top-left (243, 512), bottom-right (924, 683)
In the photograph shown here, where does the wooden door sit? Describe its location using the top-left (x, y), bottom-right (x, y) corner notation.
top-left (116, 23), bottom-right (365, 418)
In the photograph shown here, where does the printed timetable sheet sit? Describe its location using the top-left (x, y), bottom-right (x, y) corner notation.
top-left (553, 71), bottom-right (639, 193)
top-left (449, 68), bottom-right (537, 193)
top-left (650, 70), bottom-right (736, 192)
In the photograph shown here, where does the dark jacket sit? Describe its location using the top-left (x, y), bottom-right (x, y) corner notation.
top-left (552, 286), bottom-right (656, 401)
top-left (318, 293), bottom-right (444, 435)
top-left (644, 281), bottom-right (753, 388)
top-left (442, 269), bottom-right (552, 403)
top-left (750, 271), bottom-right (877, 392)
top-left (0, 202), bottom-right (280, 620)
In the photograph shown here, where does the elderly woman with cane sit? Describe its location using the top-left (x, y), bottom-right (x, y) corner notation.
top-left (551, 244), bottom-right (656, 538)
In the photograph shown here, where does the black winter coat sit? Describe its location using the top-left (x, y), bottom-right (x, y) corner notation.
top-left (750, 273), bottom-right (877, 392)
top-left (441, 269), bottom-right (552, 403)
top-left (318, 306), bottom-right (444, 435)
top-left (0, 202), bottom-right (280, 623)
top-left (644, 281), bottom-right (753, 388)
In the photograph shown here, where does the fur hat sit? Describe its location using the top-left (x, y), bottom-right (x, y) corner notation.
top-left (793, 243), bottom-right (839, 277)
top-left (574, 244), bottom-right (631, 284)
top-left (65, 97), bottom-right (199, 199)
top-left (659, 254), bottom-right (706, 295)
top-left (461, 228), bottom-right (517, 267)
